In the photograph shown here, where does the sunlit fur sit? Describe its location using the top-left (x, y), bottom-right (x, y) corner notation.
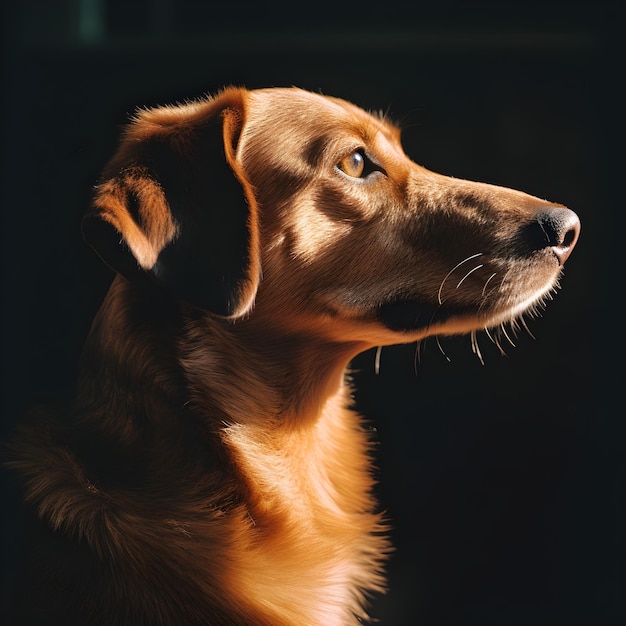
top-left (7, 87), bottom-right (578, 625)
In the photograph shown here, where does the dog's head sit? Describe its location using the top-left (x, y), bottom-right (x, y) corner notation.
top-left (84, 87), bottom-right (579, 346)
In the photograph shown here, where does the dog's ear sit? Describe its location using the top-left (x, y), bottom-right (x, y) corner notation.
top-left (82, 87), bottom-right (260, 318)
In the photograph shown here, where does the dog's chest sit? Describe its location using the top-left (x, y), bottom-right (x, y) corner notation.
top-left (219, 398), bottom-right (386, 624)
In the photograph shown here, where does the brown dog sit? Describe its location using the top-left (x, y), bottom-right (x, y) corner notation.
top-left (7, 87), bottom-right (579, 625)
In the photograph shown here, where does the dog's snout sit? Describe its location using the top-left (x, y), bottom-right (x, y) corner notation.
top-left (534, 207), bottom-right (580, 265)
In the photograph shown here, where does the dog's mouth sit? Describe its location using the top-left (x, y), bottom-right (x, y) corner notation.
top-left (377, 272), bottom-right (561, 337)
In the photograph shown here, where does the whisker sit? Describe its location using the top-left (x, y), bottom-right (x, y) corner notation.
top-left (374, 346), bottom-right (383, 375)
top-left (424, 302), bottom-right (445, 330)
top-left (495, 333), bottom-right (507, 356)
top-left (471, 330), bottom-right (485, 365)
top-left (481, 272), bottom-right (498, 297)
top-left (437, 253), bottom-right (483, 304)
top-left (498, 267), bottom-right (512, 294)
top-left (500, 323), bottom-right (516, 347)
top-left (484, 326), bottom-right (496, 345)
top-left (456, 264), bottom-right (484, 289)
top-left (435, 335), bottom-right (452, 362)
top-left (486, 326), bottom-right (507, 356)
top-left (413, 340), bottom-right (423, 376)
top-left (519, 315), bottom-right (536, 340)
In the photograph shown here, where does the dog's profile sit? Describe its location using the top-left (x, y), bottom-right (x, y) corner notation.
top-left (6, 87), bottom-right (579, 625)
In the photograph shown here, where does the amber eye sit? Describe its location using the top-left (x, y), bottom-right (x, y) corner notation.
top-left (338, 151), bottom-right (366, 178)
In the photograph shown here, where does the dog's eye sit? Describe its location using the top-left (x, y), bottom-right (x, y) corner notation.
top-left (338, 151), bottom-right (366, 178)
top-left (337, 150), bottom-right (384, 180)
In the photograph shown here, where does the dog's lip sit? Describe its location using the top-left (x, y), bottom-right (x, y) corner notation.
top-left (377, 274), bottom-right (559, 335)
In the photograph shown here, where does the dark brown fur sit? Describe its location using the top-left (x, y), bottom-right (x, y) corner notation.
top-left (6, 87), bottom-right (579, 625)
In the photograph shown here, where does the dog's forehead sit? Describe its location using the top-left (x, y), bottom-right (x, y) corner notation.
top-left (246, 88), bottom-right (398, 145)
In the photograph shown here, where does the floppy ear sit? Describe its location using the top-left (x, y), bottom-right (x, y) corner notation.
top-left (82, 87), bottom-right (260, 318)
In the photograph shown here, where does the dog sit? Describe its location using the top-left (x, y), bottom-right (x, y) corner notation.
top-left (6, 87), bottom-right (579, 625)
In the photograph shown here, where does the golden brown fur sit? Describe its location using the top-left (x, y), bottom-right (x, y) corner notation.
top-left (6, 87), bottom-right (579, 625)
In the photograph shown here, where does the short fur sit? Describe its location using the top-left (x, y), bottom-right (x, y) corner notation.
top-left (6, 87), bottom-right (579, 625)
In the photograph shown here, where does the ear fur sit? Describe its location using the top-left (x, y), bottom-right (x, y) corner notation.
top-left (82, 87), bottom-right (260, 318)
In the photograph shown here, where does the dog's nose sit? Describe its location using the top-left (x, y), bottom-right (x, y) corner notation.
top-left (535, 207), bottom-right (580, 265)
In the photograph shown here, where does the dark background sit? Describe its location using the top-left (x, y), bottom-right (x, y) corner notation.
top-left (1, 1), bottom-right (624, 624)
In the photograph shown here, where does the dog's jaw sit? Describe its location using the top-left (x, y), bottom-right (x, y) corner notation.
top-left (376, 260), bottom-right (564, 339)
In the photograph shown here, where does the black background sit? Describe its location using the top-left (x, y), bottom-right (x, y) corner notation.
top-left (1, 1), bottom-right (624, 624)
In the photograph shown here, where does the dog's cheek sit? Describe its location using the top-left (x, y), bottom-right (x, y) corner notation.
top-left (288, 210), bottom-right (353, 266)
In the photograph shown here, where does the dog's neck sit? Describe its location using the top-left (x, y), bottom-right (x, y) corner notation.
top-left (79, 275), bottom-right (364, 433)
top-left (183, 307), bottom-right (363, 430)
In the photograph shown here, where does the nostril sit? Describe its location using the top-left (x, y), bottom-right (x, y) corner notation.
top-left (561, 224), bottom-right (577, 248)
top-left (535, 207), bottom-right (580, 264)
